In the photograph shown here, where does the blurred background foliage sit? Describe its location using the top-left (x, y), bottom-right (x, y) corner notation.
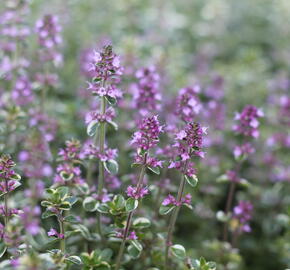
top-left (2, 0), bottom-right (290, 269)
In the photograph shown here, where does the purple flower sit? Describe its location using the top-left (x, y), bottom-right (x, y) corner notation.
top-left (126, 185), bottom-right (149, 200)
top-left (0, 205), bottom-right (19, 217)
top-left (131, 115), bottom-right (163, 151)
top-left (233, 105), bottom-right (264, 138)
top-left (47, 228), bottom-right (64, 239)
top-left (162, 194), bottom-right (176, 206)
top-left (11, 75), bottom-right (34, 106)
top-left (131, 66), bottom-right (161, 116)
top-left (82, 142), bottom-right (118, 162)
top-left (105, 173), bottom-right (121, 190)
top-left (58, 138), bottom-right (82, 161)
top-left (162, 193), bottom-right (192, 206)
top-left (35, 15), bottom-right (62, 49)
top-left (226, 170), bottom-right (241, 183)
top-left (233, 142), bottom-right (255, 159)
top-left (116, 229), bottom-right (138, 240)
top-left (87, 45), bottom-right (123, 96)
top-left (233, 200), bottom-right (253, 233)
top-left (279, 95), bottom-right (290, 126)
top-left (0, 154), bottom-right (16, 180)
top-left (175, 85), bottom-right (202, 122)
top-left (19, 206), bottom-right (41, 235)
top-left (85, 107), bottom-right (116, 125)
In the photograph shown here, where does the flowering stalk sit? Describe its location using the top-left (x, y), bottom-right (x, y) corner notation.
top-left (57, 211), bottom-right (65, 252)
top-left (114, 116), bottom-right (163, 270)
top-left (162, 122), bottom-right (206, 268)
top-left (85, 45), bottom-right (122, 238)
top-left (114, 162), bottom-right (147, 270)
top-left (98, 95), bottom-right (106, 196)
top-left (223, 105), bottom-right (263, 242)
top-left (0, 155), bottom-right (21, 228)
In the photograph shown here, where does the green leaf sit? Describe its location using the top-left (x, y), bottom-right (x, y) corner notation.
top-left (100, 248), bottom-right (113, 260)
top-left (105, 95), bottom-right (117, 105)
top-left (185, 175), bottom-right (198, 187)
top-left (133, 217), bottom-right (151, 229)
top-left (170, 244), bottom-right (186, 260)
top-left (42, 209), bottom-right (57, 219)
top-left (216, 211), bottom-right (231, 222)
top-left (131, 240), bottom-right (142, 251)
top-left (107, 120), bottom-right (118, 130)
top-left (104, 159), bottom-right (119, 175)
top-left (127, 244), bottom-right (141, 259)
top-left (159, 205), bottom-right (175, 215)
top-left (41, 200), bottom-right (52, 207)
top-left (125, 198), bottom-right (138, 212)
top-left (59, 202), bottom-right (71, 210)
top-left (74, 224), bottom-right (92, 240)
top-left (64, 215), bottom-right (80, 224)
top-left (87, 120), bottom-right (99, 137)
top-left (83, 197), bottom-right (99, 212)
top-left (147, 166), bottom-right (160, 175)
top-left (10, 173), bottom-right (21, 180)
top-left (97, 203), bottom-right (110, 214)
top-left (65, 255), bottom-right (82, 265)
top-left (76, 183), bottom-right (90, 195)
top-left (0, 242), bottom-right (6, 258)
top-left (216, 174), bottom-right (229, 183)
top-left (57, 186), bottom-right (69, 198)
top-left (65, 196), bottom-right (78, 205)
top-left (113, 194), bottom-right (125, 209)
top-left (239, 178), bottom-right (250, 188)
top-left (60, 171), bottom-right (73, 181)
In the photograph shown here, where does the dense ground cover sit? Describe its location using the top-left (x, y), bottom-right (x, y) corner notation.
top-left (0, 0), bottom-right (289, 269)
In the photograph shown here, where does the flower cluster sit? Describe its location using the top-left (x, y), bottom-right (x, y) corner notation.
top-left (87, 45), bottom-right (122, 97)
top-left (226, 170), bottom-right (241, 183)
top-left (131, 66), bottom-right (161, 116)
top-left (35, 14), bottom-right (62, 65)
top-left (47, 228), bottom-right (64, 239)
top-left (131, 115), bottom-right (163, 151)
top-left (58, 138), bottom-right (82, 162)
top-left (233, 142), bottom-right (255, 159)
top-left (19, 206), bottom-right (41, 236)
top-left (82, 142), bottom-right (118, 162)
top-left (233, 105), bottom-right (264, 138)
top-left (279, 95), bottom-right (290, 126)
top-left (11, 75), bottom-right (34, 106)
top-left (162, 193), bottom-right (192, 206)
top-left (86, 107), bottom-right (116, 125)
top-left (233, 200), bottom-right (253, 233)
top-left (0, 154), bottom-right (17, 180)
top-left (35, 14), bottom-right (62, 49)
top-left (126, 185), bottom-right (149, 199)
top-left (54, 139), bottom-right (85, 186)
top-left (116, 229), bottom-right (137, 240)
top-left (175, 85), bottom-right (202, 122)
top-left (169, 122), bottom-right (207, 176)
top-left (28, 108), bottom-right (58, 142)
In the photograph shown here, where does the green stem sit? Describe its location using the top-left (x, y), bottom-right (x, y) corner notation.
top-left (58, 213), bottom-right (65, 253)
top-left (98, 96), bottom-right (106, 195)
top-left (115, 163), bottom-right (147, 270)
top-left (164, 172), bottom-right (186, 268)
top-left (86, 134), bottom-right (98, 185)
top-left (96, 96), bottom-right (107, 238)
top-left (4, 180), bottom-right (9, 227)
top-left (223, 181), bottom-right (236, 242)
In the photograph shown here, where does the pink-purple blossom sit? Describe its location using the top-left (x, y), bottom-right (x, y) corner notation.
top-left (126, 185), bottom-right (149, 200)
top-left (233, 105), bottom-right (264, 138)
top-left (131, 115), bottom-right (163, 151)
top-left (175, 85), bottom-right (202, 122)
top-left (131, 66), bottom-right (161, 116)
